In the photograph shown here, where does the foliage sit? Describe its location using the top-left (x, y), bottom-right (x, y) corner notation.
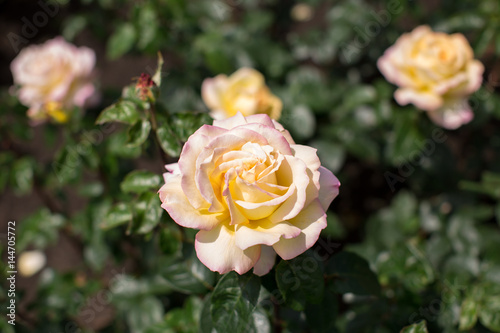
top-left (2, 0), bottom-right (500, 332)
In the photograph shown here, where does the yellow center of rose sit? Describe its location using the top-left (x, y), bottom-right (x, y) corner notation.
top-left (45, 102), bottom-right (69, 123)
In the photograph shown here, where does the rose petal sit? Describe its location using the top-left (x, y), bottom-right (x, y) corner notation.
top-left (269, 155), bottom-right (309, 222)
top-left (253, 246), bottom-right (276, 276)
top-left (318, 166), bottom-right (340, 211)
top-left (159, 174), bottom-right (228, 231)
top-left (427, 99), bottom-right (473, 130)
top-left (179, 124), bottom-right (227, 209)
top-left (273, 199), bottom-right (327, 260)
top-left (202, 74), bottom-right (228, 111)
top-left (234, 219), bottom-right (301, 250)
top-left (195, 224), bottom-right (261, 274)
top-left (394, 88), bottom-right (443, 111)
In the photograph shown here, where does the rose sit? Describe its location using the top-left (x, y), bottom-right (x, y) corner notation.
top-left (159, 113), bottom-right (340, 275)
top-left (10, 37), bottom-right (96, 123)
top-left (202, 67), bottom-right (283, 120)
top-left (377, 25), bottom-right (484, 129)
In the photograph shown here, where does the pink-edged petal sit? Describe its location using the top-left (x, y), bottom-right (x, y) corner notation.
top-left (243, 113), bottom-right (276, 128)
top-left (394, 88), bottom-right (443, 111)
top-left (253, 246), bottom-right (276, 276)
top-left (234, 219), bottom-right (301, 250)
top-left (159, 175), bottom-right (228, 231)
top-left (291, 144), bottom-right (321, 170)
top-left (73, 83), bottom-right (95, 107)
top-left (234, 123), bottom-right (292, 155)
top-left (213, 112), bottom-right (248, 130)
top-left (202, 75), bottom-right (228, 110)
top-left (162, 163), bottom-right (180, 183)
top-left (272, 120), bottom-right (295, 144)
top-left (318, 166), bottom-right (340, 211)
top-left (464, 60), bottom-right (484, 94)
top-left (195, 224), bottom-right (261, 275)
top-left (291, 144), bottom-right (322, 207)
top-left (273, 199), bottom-right (327, 260)
top-left (179, 124), bottom-right (227, 209)
top-left (426, 99), bottom-right (473, 130)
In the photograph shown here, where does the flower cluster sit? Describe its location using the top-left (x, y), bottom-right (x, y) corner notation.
top-left (159, 113), bottom-right (340, 275)
top-left (377, 25), bottom-right (484, 129)
top-left (10, 37), bottom-right (96, 124)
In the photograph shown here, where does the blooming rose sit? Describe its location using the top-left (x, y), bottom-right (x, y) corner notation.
top-left (10, 37), bottom-right (96, 123)
top-left (159, 113), bottom-right (339, 275)
top-left (202, 68), bottom-right (283, 120)
top-left (377, 25), bottom-right (484, 129)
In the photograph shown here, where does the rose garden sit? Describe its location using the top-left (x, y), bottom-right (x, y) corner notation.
top-left (1, 1), bottom-right (500, 332)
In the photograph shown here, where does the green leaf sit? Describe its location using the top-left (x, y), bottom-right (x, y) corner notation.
top-left (101, 202), bottom-right (132, 230)
top-left (400, 320), bottom-right (428, 333)
top-left (377, 242), bottom-right (434, 292)
top-left (107, 130), bottom-right (142, 158)
top-left (199, 294), bottom-right (215, 333)
top-left (459, 297), bottom-right (478, 330)
top-left (120, 170), bottom-right (162, 194)
top-left (145, 296), bottom-right (202, 333)
top-left (107, 22), bottom-right (137, 59)
top-left (62, 15), bottom-right (87, 41)
top-left (126, 296), bottom-right (164, 333)
top-left (96, 101), bottom-right (141, 125)
top-left (275, 251), bottom-right (325, 311)
top-left (305, 286), bottom-right (338, 333)
top-left (156, 126), bottom-right (182, 157)
top-left (127, 119), bottom-right (151, 147)
top-left (479, 296), bottom-right (500, 332)
top-left (11, 157), bottom-right (34, 195)
top-left (159, 246), bottom-right (216, 294)
top-left (130, 192), bottom-right (163, 234)
top-left (210, 272), bottom-right (261, 332)
top-left (170, 112), bottom-right (213, 142)
top-left (475, 24), bottom-right (495, 56)
top-left (158, 225), bottom-right (181, 256)
top-left (17, 209), bottom-right (65, 251)
top-left (326, 251), bottom-right (380, 296)
top-left (136, 5), bottom-right (158, 50)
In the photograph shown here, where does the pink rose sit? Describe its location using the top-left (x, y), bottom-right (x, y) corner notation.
top-left (377, 25), bottom-right (484, 129)
top-left (10, 37), bottom-right (96, 123)
top-left (159, 113), bottom-right (340, 275)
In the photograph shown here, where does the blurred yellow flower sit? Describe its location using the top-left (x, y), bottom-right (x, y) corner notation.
top-left (202, 68), bottom-right (282, 120)
top-left (378, 25), bottom-right (484, 129)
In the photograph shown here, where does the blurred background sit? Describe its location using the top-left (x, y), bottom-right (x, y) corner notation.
top-left (1, 0), bottom-right (500, 332)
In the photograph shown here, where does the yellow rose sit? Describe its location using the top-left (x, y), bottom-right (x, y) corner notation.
top-left (202, 68), bottom-right (282, 120)
top-left (377, 26), bottom-right (484, 129)
top-left (159, 113), bottom-right (340, 275)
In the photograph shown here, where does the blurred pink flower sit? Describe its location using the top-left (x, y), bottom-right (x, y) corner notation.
top-left (10, 37), bottom-right (96, 123)
top-left (159, 113), bottom-right (340, 275)
top-left (378, 25), bottom-right (484, 129)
